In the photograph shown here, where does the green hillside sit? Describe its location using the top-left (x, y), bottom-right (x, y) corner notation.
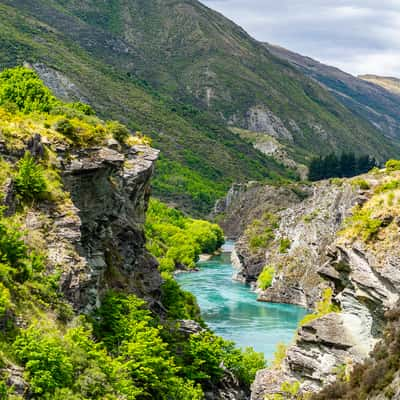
top-left (0, 0), bottom-right (398, 214)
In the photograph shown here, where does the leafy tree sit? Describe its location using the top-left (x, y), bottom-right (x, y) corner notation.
top-left (146, 199), bottom-right (224, 271)
top-left (258, 266), bottom-right (275, 290)
top-left (309, 152), bottom-right (377, 181)
top-left (13, 325), bottom-right (74, 395)
top-left (106, 121), bottom-right (130, 143)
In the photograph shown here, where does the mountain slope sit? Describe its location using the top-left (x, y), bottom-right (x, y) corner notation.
top-left (264, 43), bottom-right (400, 141)
top-left (0, 0), bottom-right (399, 214)
top-left (0, 2), bottom-right (297, 215)
top-left (31, 0), bottom-right (400, 161)
top-left (359, 74), bottom-right (400, 96)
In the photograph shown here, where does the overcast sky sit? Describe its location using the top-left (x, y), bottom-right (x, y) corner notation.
top-left (202, 0), bottom-right (400, 77)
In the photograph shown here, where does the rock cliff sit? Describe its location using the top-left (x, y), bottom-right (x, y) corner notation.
top-left (216, 169), bottom-right (400, 399)
top-left (2, 137), bottom-right (161, 313)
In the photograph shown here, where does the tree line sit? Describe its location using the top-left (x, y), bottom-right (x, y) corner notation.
top-left (308, 152), bottom-right (377, 181)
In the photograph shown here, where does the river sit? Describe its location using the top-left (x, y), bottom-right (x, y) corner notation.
top-left (175, 242), bottom-right (309, 361)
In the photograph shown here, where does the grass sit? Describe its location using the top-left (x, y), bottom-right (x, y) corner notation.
top-left (245, 213), bottom-right (280, 254)
top-left (299, 288), bottom-right (339, 326)
top-left (258, 266), bottom-right (275, 290)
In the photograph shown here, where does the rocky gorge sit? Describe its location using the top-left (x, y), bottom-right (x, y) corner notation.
top-left (215, 169), bottom-right (400, 399)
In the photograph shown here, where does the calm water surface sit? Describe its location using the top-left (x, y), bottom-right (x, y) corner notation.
top-left (176, 242), bottom-right (308, 360)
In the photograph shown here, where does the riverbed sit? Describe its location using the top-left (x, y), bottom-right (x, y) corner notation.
top-left (176, 243), bottom-right (308, 360)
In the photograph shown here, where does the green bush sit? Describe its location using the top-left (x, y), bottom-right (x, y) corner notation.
top-left (160, 273), bottom-right (201, 321)
top-left (374, 179), bottom-right (400, 194)
top-left (300, 288), bottom-right (339, 326)
top-left (343, 206), bottom-right (382, 242)
top-left (69, 102), bottom-right (95, 116)
top-left (183, 331), bottom-right (265, 386)
top-left (279, 238), bottom-right (291, 254)
top-left (106, 121), bottom-right (130, 143)
top-left (0, 212), bottom-right (33, 283)
top-left (0, 283), bottom-right (11, 317)
top-left (272, 343), bottom-right (287, 369)
top-left (93, 291), bottom-right (204, 399)
top-left (385, 159), bottom-right (400, 171)
top-left (14, 151), bottom-right (47, 201)
top-left (0, 66), bottom-right (57, 113)
top-left (54, 118), bottom-right (76, 138)
top-left (258, 266), bottom-right (275, 290)
top-left (13, 326), bottom-right (74, 395)
top-left (246, 213), bottom-right (279, 253)
top-left (351, 178), bottom-right (370, 190)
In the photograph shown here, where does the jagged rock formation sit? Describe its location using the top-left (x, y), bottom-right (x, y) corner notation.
top-left (213, 182), bottom-right (303, 240)
top-left (242, 170), bottom-right (400, 399)
top-left (2, 138), bottom-right (161, 313)
top-left (59, 144), bottom-right (161, 312)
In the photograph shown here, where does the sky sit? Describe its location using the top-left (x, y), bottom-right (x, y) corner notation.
top-left (201, 0), bottom-right (400, 77)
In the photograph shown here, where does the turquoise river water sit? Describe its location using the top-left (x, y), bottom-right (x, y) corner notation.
top-left (176, 242), bottom-right (309, 361)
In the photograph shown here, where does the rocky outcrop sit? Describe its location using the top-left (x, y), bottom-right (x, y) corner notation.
top-left (257, 181), bottom-right (359, 308)
top-left (58, 144), bottom-right (161, 312)
top-left (11, 139), bottom-right (161, 313)
top-left (224, 181), bottom-right (359, 308)
top-left (213, 182), bottom-right (303, 239)
top-left (252, 207), bottom-right (400, 399)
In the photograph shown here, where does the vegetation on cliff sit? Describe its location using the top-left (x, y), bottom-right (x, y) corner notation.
top-left (312, 305), bottom-right (400, 400)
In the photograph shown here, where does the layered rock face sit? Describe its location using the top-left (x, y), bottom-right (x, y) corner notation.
top-left (59, 144), bottom-right (161, 311)
top-left (4, 139), bottom-right (161, 313)
top-left (226, 181), bottom-right (359, 307)
top-left (252, 238), bottom-right (400, 399)
top-left (215, 171), bottom-right (400, 398)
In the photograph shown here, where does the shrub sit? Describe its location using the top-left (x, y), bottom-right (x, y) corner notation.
top-left (300, 288), bottom-right (339, 326)
top-left (0, 66), bottom-right (57, 113)
top-left (54, 118), bottom-right (76, 139)
top-left (351, 179), bottom-right (370, 190)
top-left (14, 152), bottom-right (47, 201)
top-left (272, 343), bottom-right (287, 369)
top-left (374, 179), bottom-right (400, 194)
top-left (281, 380), bottom-right (300, 396)
top-left (70, 102), bottom-right (95, 116)
top-left (258, 266), bottom-right (275, 290)
top-left (13, 326), bottom-right (74, 395)
top-left (0, 283), bottom-right (11, 317)
top-left (184, 331), bottom-right (265, 386)
top-left (246, 213), bottom-right (279, 253)
top-left (385, 159), bottom-right (400, 171)
top-left (342, 206), bottom-right (382, 242)
top-left (161, 273), bottom-right (201, 320)
top-left (106, 121), bottom-right (130, 143)
top-left (279, 238), bottom-right (291, 254)
top-left (227, 347), bottom-right (266, 387)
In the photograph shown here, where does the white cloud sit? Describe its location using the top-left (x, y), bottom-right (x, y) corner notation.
top-left (201, 0), bottom-right (400, 77)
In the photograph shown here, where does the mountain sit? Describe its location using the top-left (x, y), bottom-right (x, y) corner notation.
top-left (359, 74), bottom-right (400, 96)
top-left (0, 0), bottom-right (399, 214)
top-left (264, 43), bottom-right (400, 141)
